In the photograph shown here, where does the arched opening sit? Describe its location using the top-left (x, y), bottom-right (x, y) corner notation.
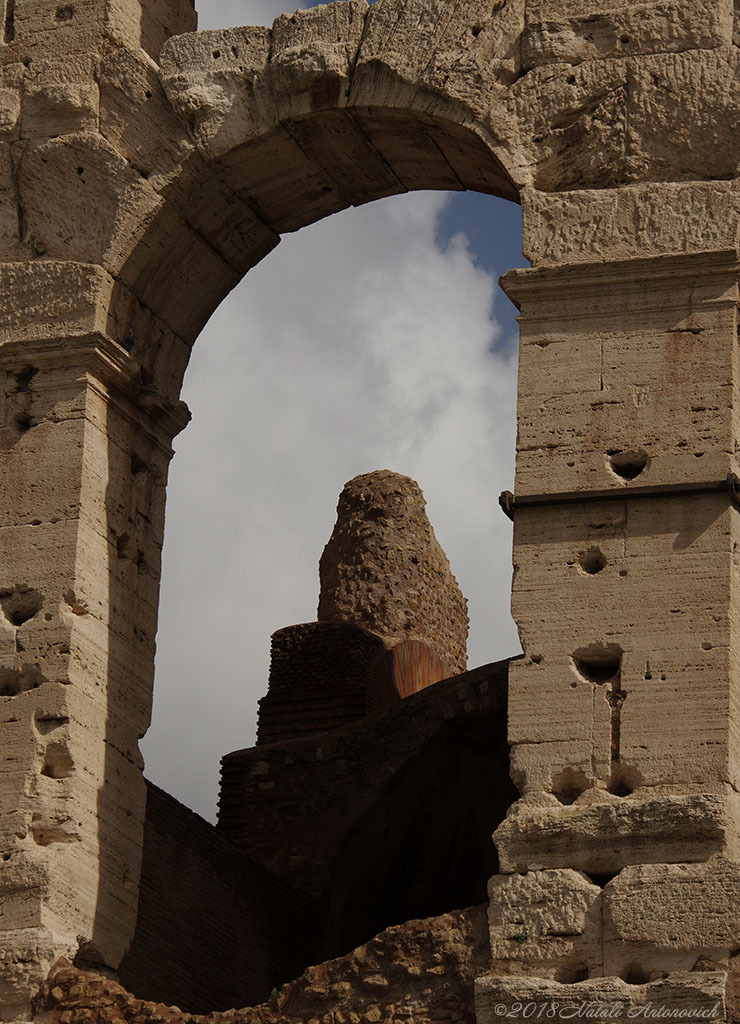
top-left (119, 184), bottom-right (525, 1014)
top-left (142, 188), bottom-right (525, 820)
top-left (105, 4), bottom-right (529, 1006)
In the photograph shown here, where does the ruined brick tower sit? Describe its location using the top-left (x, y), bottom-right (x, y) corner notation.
top-left (3, 0), bottom-right (740, 1018)
top-left (257, 470), bottom-right (469, 745)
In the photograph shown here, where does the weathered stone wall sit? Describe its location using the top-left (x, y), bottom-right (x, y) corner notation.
top-left (220, 661), bottom-right (515, 963)
top-left (118, 783), bottom-right (316, 1015)
top-left (318, 471), bottom-right (469, 676)
top-left (38, 905), bottom-right (491, 1024)
top-left (256, 622), bottom-right (386, 746)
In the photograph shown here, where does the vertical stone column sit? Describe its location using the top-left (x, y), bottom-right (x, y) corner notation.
top-left (478, 184), bottom-right (740, 1003)
top-left (0, 266), bottom-right (187, 1020)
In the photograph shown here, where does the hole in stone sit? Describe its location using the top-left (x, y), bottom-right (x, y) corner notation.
top-left (145, 90), bottom-right (152, 99)
top-left (619, 569), bottom-right (628, 578)
top-left (4, 0), bottom-right (15, 43)
top-left (14, 366), bottom-right (37, 393)
top-left (44, 613), bottom-right (52, 621)
top-left (116, 533), bottom-right (131, 559)
top-left (567, 75), bottom-right (576, 84)
top-left (619, 34), bottom-right (631, 44)
top-left (608, 777), bottom-right (633, 797)
top-left (608, 764), bottom-right (641, 797)
top-left (35, 712), bottom-right (69, 735)
top-left (212, 48), bottom-right (221, 58)
top-left (0, 665), bottom-right (47, 696)
top-left (578, 546), bottom-right (606, 575)
top-left (77, 166), bottom-right (84, 175)
top-left (31, 821), bottom-right (76, 846)
top-left (608, 449), bottom-right (648, 480)
top-left (572, 643), bottom-right (622, 685)
top-left (586, 872), bottom-right (618, 889)
top-left (131, 452), bottom-right (148, 475)
top-left (694, 452), bottom-right (704, 458)
top-left (570, 681), bottom-right (577, 689)
top-left (14, 413), bottom-right (33, 433)
top-left (530, 653), bottom-right (542, 665)
top-left (1, 852), bottom-right (10, 861)
top-left (54, 4), bottom-right (74, 19)
top-left (41, 742), bottom-right (75, 779)
top-left (556, 965), bottom-right (589, 983)
top-left (551, 767), bottom-right (589, 805)
top-left (623, 966), bottom-right (650, 985)
top-left (701, 641), bottom-right (713, 651)
top-left (472, 24), bottom-right (483, 36)
top-left (0, 584), bottom-right (44, 626)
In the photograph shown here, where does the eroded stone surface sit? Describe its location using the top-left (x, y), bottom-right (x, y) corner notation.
top-left (318, 471), bottom-right (468, 675)
top-left (38, 905), bottom-right (490, 1024)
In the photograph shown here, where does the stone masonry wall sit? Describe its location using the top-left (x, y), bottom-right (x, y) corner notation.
top-left (220, 661), bottom-right (516, 963)
top-left (37, 904), bottom-right (491, 1024)
top-left (256, 623), bottom-right (386, 746)
top-left (117, 783), bottom-right (316, 1015)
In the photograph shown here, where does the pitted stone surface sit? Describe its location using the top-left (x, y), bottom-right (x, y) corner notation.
top-left (318, 471), bottom-right (468, 675)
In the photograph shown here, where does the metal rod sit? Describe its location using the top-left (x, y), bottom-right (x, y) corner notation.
top-left (499, 473), bottom-right (740, 520)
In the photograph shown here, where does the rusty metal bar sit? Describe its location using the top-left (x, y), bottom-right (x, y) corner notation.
top-left (499, 473), bottom-right (740, 521)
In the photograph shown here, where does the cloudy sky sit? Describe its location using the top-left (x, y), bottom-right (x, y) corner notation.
top-left (141, 0), bottom-right (526, 822)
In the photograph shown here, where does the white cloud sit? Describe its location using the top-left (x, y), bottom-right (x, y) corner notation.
top-left (142, 191), bottom-right (521, 822)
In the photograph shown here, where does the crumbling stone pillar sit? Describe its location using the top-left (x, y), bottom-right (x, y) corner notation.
top-left (476, 183), bottom-right (740, 1007)
top-left (318, 470), bottom-right (469, 676)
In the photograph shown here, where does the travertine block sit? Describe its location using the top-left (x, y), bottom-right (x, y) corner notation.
top-left (494, 789), bottom-right (740, 874)
top-left (353, 0), bottom-right (523, 121)
top-left (106, 0), bottom-right (196, 60)
top-left (270, 1), bottom-right (367, 121)
top-left (510, 496), bottom-right (735, 791)
top-left (626, 49), bottom-right (740, 184)
top-left (504, 57), bottom-right (628, 191)
top-left (604, 860), bottom-right (740, 957)
top-left (521, 182), bottom-right (740, 266)
top-left (0, 262), bottom-right (113, 343)
top-left (159, 27), bottom-right (274, 157)
top-left (21, 58), bottom-right (99, 139)
top-left (18, 133), bottom-right (152, 266)
top-left (218, 128), bottom-right (350, 233)
top-left (522, 0), bottom-right (733, 69)
top-left (476, 972), bottom-right (726, 1024)
top-left (99, 46), bottom-right (193, 186)
top-left (506, 254), bottom-right (739, 494)
top-left (488, 870), bottom-right (601, 977)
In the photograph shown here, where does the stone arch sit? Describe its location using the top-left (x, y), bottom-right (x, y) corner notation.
top-left (6, 0), bottom-right (740, 1014)
top-left (104, 0), bottom-right (525, 403)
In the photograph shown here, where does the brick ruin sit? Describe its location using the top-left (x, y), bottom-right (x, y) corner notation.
top-left (4, 0), bottom-right (740, 1020)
